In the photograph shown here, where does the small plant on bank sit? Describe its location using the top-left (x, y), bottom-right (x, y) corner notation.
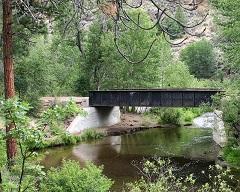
top-left (149, 108), bottom-right (184, 126)
top-left (0, 98), bottom-right (109, 192)
top-left (125, 158), bottom-right (238, 192)
top-left (81, 129), bottom-right (104, 141)
top-left (40, 160), bottom-right (113, 192)
top-left (40, 100), bottom-right (86, 133)
top-left (212, 93), bottom-right (240, 166)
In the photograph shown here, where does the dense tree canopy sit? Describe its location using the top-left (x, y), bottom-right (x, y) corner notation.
top-left (180, 40), bottom-right (216, 79)
top-left (211, 0), bottom-right (240, 75)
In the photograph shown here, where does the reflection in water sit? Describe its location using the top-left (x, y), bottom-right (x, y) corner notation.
top-left (42, 127), bottom-right (221, 191)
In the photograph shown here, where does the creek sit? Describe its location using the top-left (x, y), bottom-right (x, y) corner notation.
top-left (41, 127), bottom-right (239, 191)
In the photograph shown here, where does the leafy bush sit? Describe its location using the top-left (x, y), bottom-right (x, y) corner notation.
top-left (221, 97), bottom-right (240, 126)
top-left (160, 109), bottom-right (182, 125)
top-left (156, 108), bottom-right (182, 126)
top-left (125, 158), bottom-right (236, 192)
top-left (212, 92), bottom-right (240, 166)
top-left (40, 100), bottom-right (86, 136)
top-left (181, 107), bottom-right (210, 124)
top-left (150, 107), bottom-right (206, 126)
top-left (39, 129), bottom-right (103, 149)
top-left (40, 160), bottom-right (113, 192)
top-left (180, 40), bottom-right (216, 79)
top-left (182, 110), bottom-right (195, 123)
top-left (15, 36), bottom-right (81, 105)
top-left (224, 145), bottom-right (240, 167)
top-left (81, 129), bottom-right (104, 141)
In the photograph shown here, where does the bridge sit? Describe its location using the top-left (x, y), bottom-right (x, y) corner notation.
top-left (89, 89), bottom-right (223, 107)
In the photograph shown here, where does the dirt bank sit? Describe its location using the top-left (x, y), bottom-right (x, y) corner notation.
top-left (97, 112), bottom-right (175, 136)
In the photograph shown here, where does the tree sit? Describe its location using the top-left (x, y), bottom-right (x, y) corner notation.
top-left (211, 0), bottom-right (240, 76)
top-left (79, 9), bottom-right (173, 90)
top-left (1, 0), bottom-right (207, 163)
top-left (2, 0), bottom-right (17, 162)
top-left (15, 36), bottom-right (81, 103)
top-left (180, 40), bottom-right (216, 79)
top-left (80, 18), bottom-right (105, 91)
top-left (1, 0), bottom-right (82, 160)
top-left (162, 62), bottom-right (199, 88)
top-left (162, 6), bottom-right (187, 39)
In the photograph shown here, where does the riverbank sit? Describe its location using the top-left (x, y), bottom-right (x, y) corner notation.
top-left (96, 112), bottom-right (177, 136)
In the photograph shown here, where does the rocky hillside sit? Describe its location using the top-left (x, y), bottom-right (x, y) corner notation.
top-left (81, 0), bottom-right (216, 58)
top-left (141, 0), bottom-right (216, 57)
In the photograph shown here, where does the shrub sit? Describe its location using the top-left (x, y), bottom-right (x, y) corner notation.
top-left (80, 129), bottom-right (104, 141)
top-left (125, 158), bottom-right (236, 192)
top-left (213, 93), bottom-right (240, 166)
top-left (149, 107), bottom-right (208, 125)
top-left (224, 146), bottom-right (240, 167)
top-left (158, 108), bottom-right (183, 126)
top-left (182, 109), bottom-right (195, 123)
top-left (40, 160), bottom-right (113, 192)
top-left (181, 107), bottom-right (209, 124)
top-left (180, 40), bottom-right (216, 79)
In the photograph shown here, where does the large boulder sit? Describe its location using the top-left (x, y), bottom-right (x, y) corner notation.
top-left (193, 110), bottom-right (227, 147)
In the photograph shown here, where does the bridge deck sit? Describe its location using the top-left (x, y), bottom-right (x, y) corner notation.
top-left (89, 89), bottom-right (223, 107)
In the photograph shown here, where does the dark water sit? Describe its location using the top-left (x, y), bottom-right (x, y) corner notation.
top-left (41, 127), bottom-right (238, 191)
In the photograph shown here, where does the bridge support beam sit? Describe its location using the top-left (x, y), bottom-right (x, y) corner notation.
top-left (67, 107), bottom-right (121, 134)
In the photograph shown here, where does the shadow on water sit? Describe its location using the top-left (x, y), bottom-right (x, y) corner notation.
top-left (41, 127), bottom-right (236, 191)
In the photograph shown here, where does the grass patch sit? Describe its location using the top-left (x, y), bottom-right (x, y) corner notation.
top-left (36, 129), bottom-right (104, 149)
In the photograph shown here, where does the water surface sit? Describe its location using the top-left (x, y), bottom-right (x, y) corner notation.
top-left (42, 127), bottom-right (223, 191)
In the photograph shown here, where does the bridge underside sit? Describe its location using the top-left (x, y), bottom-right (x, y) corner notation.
top-left (89, 89), bottom-right (223, 107)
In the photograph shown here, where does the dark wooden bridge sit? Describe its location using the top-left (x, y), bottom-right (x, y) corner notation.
top-left (89, 89), bottom-right (223, 107)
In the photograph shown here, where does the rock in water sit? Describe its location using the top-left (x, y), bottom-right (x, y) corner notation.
top-left (212, 110), bottom-right (227, 147)
top-left (193, 110), bottom-right (226, 147)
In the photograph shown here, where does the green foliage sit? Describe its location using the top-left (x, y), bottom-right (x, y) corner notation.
top-left (223, 142), bottom-right (240, 167)
top-left (78, 18), bottom-right (104, 91)
top-left (180, 40), bottom-right (216, 79)
top-left (222, 99), bottom-right (240, 126)
top-left (15, 36), bottom-right (82, 110)
top-left (0, 130), bottom-right (6, 170)
top-left (79, 9), bottom-right (173, 90)
top-left (162, 62), bottom-right (200, 88)
top-left (40, 160), bottom-right (113, 192)
top-left (0, 98), bottom-right (88, 191)
top-left (80, 129), bottom-right (104, 141)
top-left (211, 0), bottom-right (240, 74)
top-left (150, 108), bottom-right (182, 126)
top-left (125, 158), bottom-right (236, 192)
top-left (212, 90), bottom-right (240, 166)
top-left (40, 100), bottom-right (85, 135)
top-left (159, 109), bottom-right (182, 126)
top-left (181, 109), bottom-right (196, 123)
top-left (161, 6), bottom-right (186, 39)
top-left (40, 129), bottom-right (104, 148)
top-left (149, 107), bottom-right (206, 126)
top-left (0, 98), bottom-right (46, 191)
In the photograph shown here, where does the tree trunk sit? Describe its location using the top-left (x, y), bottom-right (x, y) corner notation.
top-left (2, 0), bottom-right (17, 162)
